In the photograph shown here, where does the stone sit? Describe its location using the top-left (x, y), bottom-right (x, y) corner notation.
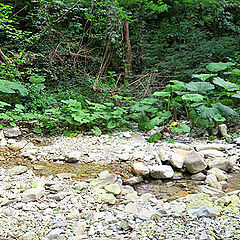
top-left (8, 140), bottom-right (27, 151)
top-left (124, 202), bottom-right (139, 214)
top-left (132, 151), bottom-right (145, 160)
top-left (195, 207), bottom-right (219, 217)
top-left (198, 149), bottom-right (224, 158)
top-left (120, 219), bottom-right (133, 231)
top-left (20, 149), bottom-right (37, 161)
top-left (208, 158), bottom-right (234, 172)
top-left (99, 193), bottom-right (116, 204)
top-left (184, 151), bottom-right (207, 174)
top-left (131, 162), bottom-right (149, 177)
top-left (121, 185), bottom-right (135, 195)
top-left (90, 173), bottom-right (118, 188)
top-left (46, 228), bottom-right (64, 240)
top-left (67, 208), bottom-right (80, 220)
top-left (207, 168), bottom-right (227, 181)
top-left (124, 176), bottom-right (143, 186)
top-left (218, 124), bottom-right (228, 137)
top-left (205, 174), bottom-right (222, 190)
top-left (149, 165), bottom-right (174, 179)
top-left (173, 143), bottom-right (193, 151)
top-left (74, 182), bottom-right (88, 191)
top-left (65, 151), bottom-right (81, 163)
top-left (3, 127), bottom-right (21, 138)
top-left (48, 184), bottom-right (64, 192)
top-left (195, 144), bottom-right (226, 151)
top-left (105, 229), bottom-right (113, 237)
top-left (0, 130), bottom-right (7, 146)
top-left (23, 187), bottom-right (45, 200)
top-left (118, 152), bottom-right (131, 161)
top-left (105, 183), bottom-right (121, 195)
top-left (157, 147), bottom-right (169, 162)
top-left (191, 172), bottom-right (206, 181)
top-left (197, 185), bottom-right (225, 197)
top-left (170, 149), bottom-right (188, 169)
top-left (8, 166), bottom-right (28, 175)
top-left (219, 181), bottom-right (229, 190)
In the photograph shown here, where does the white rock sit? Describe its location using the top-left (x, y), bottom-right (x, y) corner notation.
top-left (105, 183), bottom-right (121, 195)
top-left (207, 168), bottom-right (227, 181)
top-left (198, 149), bottom-right (224, 158)
top-left (65, 151), bottom-right (81, 163)
top-left (208, 158), bottom-right (234, 172)
top-left (8, 166), bottom-right (28, 175)
top-left (205, 174), bottom-right (222, 190)
top-left (170, 149), bottom-right (189, 169)
top-left (149, 165), bottom-right (174, 179)
top-left (218, 124), bottom-right (229, 137)
top-left (131, 162), bottom-right (149, 177)
top-left (3, 127), bottom-right (21, 138)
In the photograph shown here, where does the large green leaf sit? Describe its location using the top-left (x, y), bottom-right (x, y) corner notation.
top-left (192, 74), bottom-right (217, 81)
top-left (213, 77), bottom-right (239, 91)
top-left (153, 91), bottom-right (170, 97)
top-left (232, 92), bottom-right (240, 99)
top-left (182, 94), bottom-right (204, 102)
top-left (186, 82), bottom-right (215, 93)
top-left (214, 102), bottom-right (238, 117)
top-left (206, 62), bottom-right (235, 72)
top-left (0, 80), bottom-right (28, 96)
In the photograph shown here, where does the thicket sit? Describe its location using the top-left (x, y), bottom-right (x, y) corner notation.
top-left (0, 0), bottom-right (239, 137)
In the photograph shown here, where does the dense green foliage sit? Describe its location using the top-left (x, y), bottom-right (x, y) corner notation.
top-left (0, 0), bottom-right (239, 137)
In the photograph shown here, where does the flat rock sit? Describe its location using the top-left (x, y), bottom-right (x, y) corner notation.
top-left (173, 143), bottom-right (193, 151)
top-left (197, 185), bottom-right (225, 197)
top-left (198, 149), bottom-right (224, 158)
top-left (195, 143), bottom-right (227, 151)
top-left (7, 166), bottom-right (28, 175)
top-left (149, 165), bottom-right (174, 179)
top-left (124, 176), bottom-right (143, 186)
top-left (195, 207), bottom-right (219, 217)
top-left (23, 187), bottom-right (45, 200)
top-left (90, 173), bottom-right (118, 188)
top-left (8, 140), bottom-right (27, 151)
top-left (184, 151), bottom-right (207, 174)
top-left (3, 127), bottom-right (21, 138)
top-left (208, 158), bottom-right (234, 172)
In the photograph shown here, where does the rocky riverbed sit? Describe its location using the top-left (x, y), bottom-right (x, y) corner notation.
top-left (0, 127), bottom-right (240, 239)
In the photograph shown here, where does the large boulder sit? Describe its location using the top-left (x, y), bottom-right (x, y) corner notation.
top-left (149, 165), bottom-right (174, 179)
top-left (184, 151), bottom-right (207, 174)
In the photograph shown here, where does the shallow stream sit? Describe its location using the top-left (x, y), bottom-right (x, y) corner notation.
top-left (1, 150), bottom-right (239, 201)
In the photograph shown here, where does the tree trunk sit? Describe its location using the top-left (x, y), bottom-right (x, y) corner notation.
top-left (123, 18), bottom-right (132, 78)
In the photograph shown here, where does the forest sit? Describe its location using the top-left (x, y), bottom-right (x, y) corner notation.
top-left (0, 0), bottom-right (239, 138)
